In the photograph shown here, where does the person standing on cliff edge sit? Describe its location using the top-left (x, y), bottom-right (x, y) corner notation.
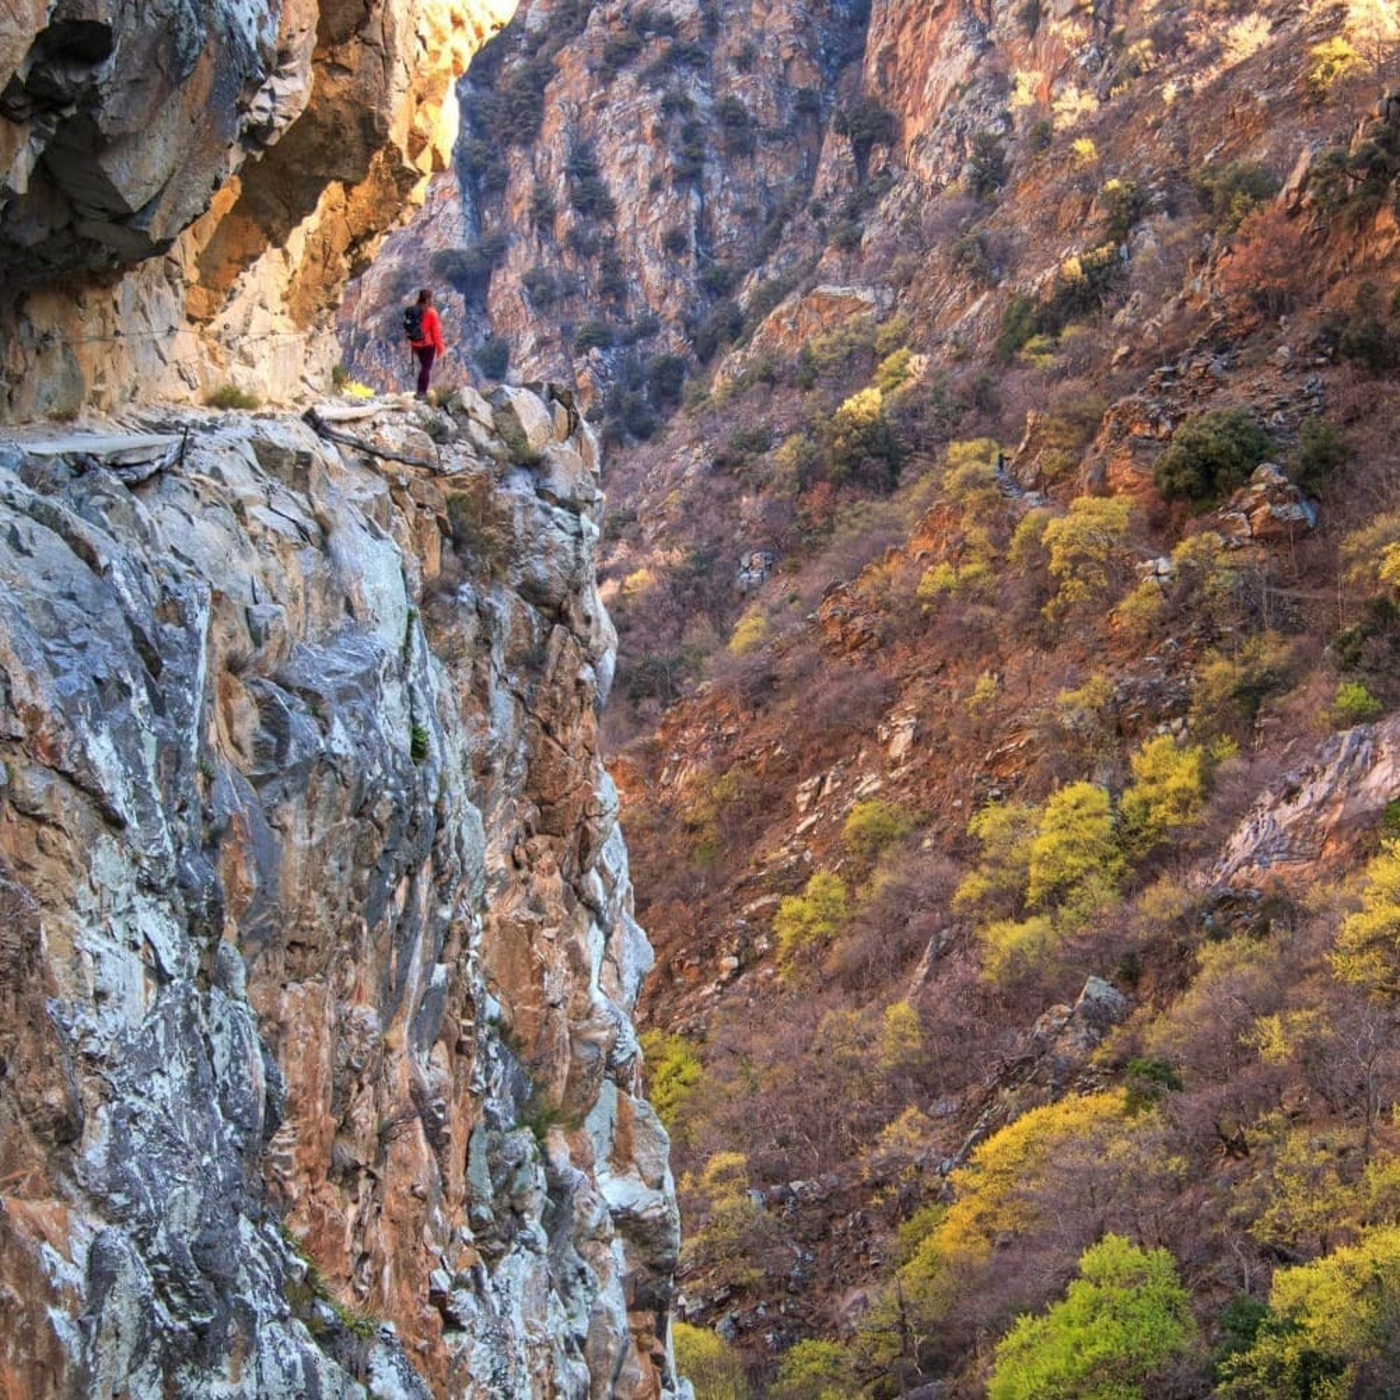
top-left (407, 287), bottom-right (445, 399)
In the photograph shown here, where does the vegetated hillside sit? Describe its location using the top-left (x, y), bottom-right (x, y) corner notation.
top-left (605, 14), bottom-right (1400, 1400)
top-left (343, 0), bottom-right (1400, 1392)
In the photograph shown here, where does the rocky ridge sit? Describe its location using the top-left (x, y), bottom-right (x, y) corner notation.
top-left (0, 386), bottom-right (682, 1397)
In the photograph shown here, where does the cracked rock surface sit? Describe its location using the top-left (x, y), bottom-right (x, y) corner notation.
top-left (0, 387), bottom-right (681, 1398)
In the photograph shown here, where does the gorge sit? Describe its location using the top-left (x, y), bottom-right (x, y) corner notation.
top-left (7, 0), bottom-right (1400, 1397)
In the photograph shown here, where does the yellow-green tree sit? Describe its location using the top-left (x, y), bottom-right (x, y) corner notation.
top-left (878, 1000), bottom-right (924, 1072)
top-left (953, 801), bottom-right (1037, 920)
top-left (895, 1092), bottom-right (1128, 1321)
top-left (773, 870), bottom-right (850, 967)
top-left (826, 386), bottom-right (902, 489)
top-left (1118, 734), bottom-right (1209, 858)
top-left (671, 1322), bottom-right (749, 1400)
top-left (681, 1152), bottom-right (775, 1289)
top-left (1042, 495), bottom-right (1135, 620)
top-left (843, 797), bottom-right (915, 867)
top-left (1218, 1224), bottom-right (1400, 1397)
top-left (1025, 781), bottom-right (1123, 914)
top-left (1331, 839), bottom-right (1400, 996)
top-left (640, 1029), bottom-right (703, 1130)
top-left (987, 1234), bottom-right (1195, 1399)
top-left (769, 1339), bottom-right (853, 1400)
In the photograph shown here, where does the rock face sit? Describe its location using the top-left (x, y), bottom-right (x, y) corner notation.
top-left (0, 388), bottom-right (681, 1396)
top-left (1213, 714), bottom-right (1400, 888)
top-left (0, 0), bottom-right (514, 419)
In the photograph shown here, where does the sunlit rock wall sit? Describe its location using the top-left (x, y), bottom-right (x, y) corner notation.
top-left (0, 0), bottom-right (514, 420)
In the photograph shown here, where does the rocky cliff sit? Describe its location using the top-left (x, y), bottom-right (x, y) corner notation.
top-left (0, 387), bottom-right (681, 1397)
top-left (0, 0), bottom-right (514, 420)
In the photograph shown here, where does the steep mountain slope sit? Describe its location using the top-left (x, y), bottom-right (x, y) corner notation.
top-left (338, 0), bottom-right (1400, 1392)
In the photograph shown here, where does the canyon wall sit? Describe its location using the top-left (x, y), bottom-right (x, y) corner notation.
top-left (340, 0), bottom-right (1173, 407)
top-left (0, 0), bottom-right (514, 420)
top-left (0, 387), bottom-right (681, 1396)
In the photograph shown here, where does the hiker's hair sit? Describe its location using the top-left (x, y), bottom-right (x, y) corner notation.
top-left (417, 287), bottom-right (433, 305)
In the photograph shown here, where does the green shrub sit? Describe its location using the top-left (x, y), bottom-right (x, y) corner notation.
top-left (528, 182), bottom-right (556, 234)
top-left (1193, 160), bottom-right (1279, 232)
top-left (1289, 415), bottom-right (1349, 493)
top-left (1337, 283), bottom-right (1400, 371)
top-left (573, 320), bottom-right (616, 353)
top-left (1100, 176), bottom-right (1148, 242)
top-left (693, 299), bottom-right (743, 361)
top-left (699, 260), bottom-right (740, 298)
top-left (834, 96), bottom-right (897, 176)
top-left (646, 353), bottom-right (687, 409)
top-left (1124, 1055), bottom-right (1184, 1115)
top-left (951, 228), bottom-right (1000, 285)
top-left (831, 219), bottom-right (864, 251)
top-left (994, 291), bottom-right (1041, 363)
top-left (1332, 679), bottom-right (1384, 727)
top-left (671, 120), bottom-right (707, 186)
top-left (205, 384), bottom-right (260, 410)
top-left (1039, 244), bottom-right (1123, 332)
top-left (874, 346), bottom-right (914, 393)
top-left (715, 94), bottom-right (755, 155)
top-left (1026, 116), bottom-right (1053, 154)
top-left (966, 130), bottom-right (1007, 200)
top-left (1154, 408), bottom-right (1274, 502)
top-left (565, 144), bottom-right (616, 219)
top-left (473, 337), bottom-right (510, 379)
top-left (522, 266), bottom-right (562, 307)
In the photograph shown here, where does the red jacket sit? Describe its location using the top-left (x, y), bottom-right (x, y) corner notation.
top-left (413, 306), bottom-right (445, 353)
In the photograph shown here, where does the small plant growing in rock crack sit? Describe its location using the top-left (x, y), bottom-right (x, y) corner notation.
top-left (278, 1224), bottom-right (378, 1338)
top-left (204, 384), bottom-right (261, 410)
top-left (519, 1081), bottom-right (582, 1145)
top-left (409, 722), bottom-right (429, 763)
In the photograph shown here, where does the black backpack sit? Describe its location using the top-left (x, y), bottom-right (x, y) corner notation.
top-left (403, 304), bottom-right (425, 341)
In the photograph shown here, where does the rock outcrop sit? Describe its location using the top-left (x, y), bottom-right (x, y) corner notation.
top-left (0, 0), bottom-right (514, 420)
top-left (1213, 713), bottom-right (1400, 888)
top-left (0, 387), bottom-right (681, 1397)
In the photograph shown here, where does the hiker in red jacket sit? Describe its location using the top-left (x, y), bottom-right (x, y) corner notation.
top-left (407, 287), bottom-right (445, 399)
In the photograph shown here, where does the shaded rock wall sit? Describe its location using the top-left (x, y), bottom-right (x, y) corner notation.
top-left (0, 0), bottom-right (513, 421)
top-left (0, 387), bottom-right (680, 1396)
